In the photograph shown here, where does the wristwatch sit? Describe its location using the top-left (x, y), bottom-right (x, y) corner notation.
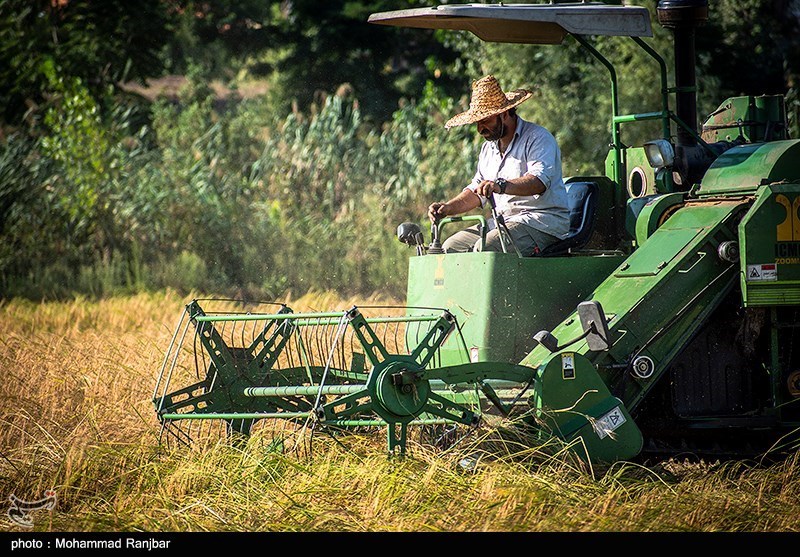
top-left (496, 178), bottom-right (508, 195)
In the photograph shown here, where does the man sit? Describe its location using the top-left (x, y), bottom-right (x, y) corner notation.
top-left (428, 75), bottom-right (570, 255)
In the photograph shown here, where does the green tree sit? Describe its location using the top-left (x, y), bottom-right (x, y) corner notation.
top-left (158, 1), bottom-right (460, 122)
top-left (159, 0), bottom-right (281, 77)
top-left (0, 0), bottom-right (171, 128)
top-left (269, 1), bottom-right (460, 120)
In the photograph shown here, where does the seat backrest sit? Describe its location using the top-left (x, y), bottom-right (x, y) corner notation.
top-left (537, 181), bottom-right (599, 257)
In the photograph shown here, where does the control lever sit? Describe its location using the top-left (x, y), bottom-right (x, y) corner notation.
top-left (428, 220), bottom-right (445, 254)
top-left (487, 194), bottom-right (522, 258)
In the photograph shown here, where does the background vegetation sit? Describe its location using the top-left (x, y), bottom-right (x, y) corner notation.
top-left (0, 0), bottom-right (798, 301)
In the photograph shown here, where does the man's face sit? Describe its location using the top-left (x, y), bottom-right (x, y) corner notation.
top-left (476, 114), bottom-right (504, 141)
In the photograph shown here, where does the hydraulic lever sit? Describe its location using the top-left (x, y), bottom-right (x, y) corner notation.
top-left (488, 194), bottom-right (522, 258)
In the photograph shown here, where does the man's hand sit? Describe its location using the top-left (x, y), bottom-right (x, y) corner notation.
top-left (474, 180), bottom-right (501, 199)
top-left (428, 189), bottom-right (482, 223)
top-left (428, 202), bottom-right (450, 223)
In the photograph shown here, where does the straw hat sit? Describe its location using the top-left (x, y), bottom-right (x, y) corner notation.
top-left (445, 75), bottom-right (533, 129)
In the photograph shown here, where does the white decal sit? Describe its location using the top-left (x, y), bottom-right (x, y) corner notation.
top-left (747, 264), bottom-right (777, 282)
top-left (594, 406), bottom-right (626, 439)
top-left (561, 353), bottom-right (575, 380)
top-left (470, 347), bottom-right (480, 363)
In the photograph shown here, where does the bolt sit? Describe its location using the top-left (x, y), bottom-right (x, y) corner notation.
top-left (346, 307), bottom-right (360, 320)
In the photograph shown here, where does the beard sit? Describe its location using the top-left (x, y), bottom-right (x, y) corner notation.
top-left (478, 117), bottom-right (504, 141)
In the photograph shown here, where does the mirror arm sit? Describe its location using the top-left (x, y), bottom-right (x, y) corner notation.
top-left (534, 326), bottom-right (595, 353)
top-left (551, 327), bottom-right (593, 352)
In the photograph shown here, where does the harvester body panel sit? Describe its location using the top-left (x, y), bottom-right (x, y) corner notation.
top-left (741, 182), bottom-right (800, 306)
top-left (521, 198), bottom-right (750, 414)
top-left (406, 251), bottom-right (625, 365)
top-left (699, 141), bottom-right (800, 196)
top-left (530, 352), bottom-right (643, 462)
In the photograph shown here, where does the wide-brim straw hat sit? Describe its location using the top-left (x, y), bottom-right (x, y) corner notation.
top-left (445, 75), bottom-right (533, 129)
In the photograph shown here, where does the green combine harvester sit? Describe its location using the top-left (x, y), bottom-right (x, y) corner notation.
top-left (153, 1), bottom-right (800, 463)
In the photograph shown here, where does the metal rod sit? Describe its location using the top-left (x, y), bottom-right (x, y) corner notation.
top-left (154, 306), bottom-right (188, 400)
top-left (195, 313), bottom-right (440, 324)
top-left (613, 111), bottom-right (669, 124)
top-left (315, 314), bottom-right (351, 409)
top-left (478, 380), bottom-right (510, 417)
top-left (155, 313), bottom-right (193, 412)
top-left (631, 36), bottom-right (671, 140)
top-left (161, 412), bottom-right (311, 420)
top-left (487, 193), bottom-right (522, 257)
top-left (161, 414), bottom-right (461, 426)
top-left (295, 329), bottom-right (315, 384)
top-left (243, 385), bottom-right (365, 397)
top-left (488, 194), bottom-right (508, 253)
top-left (323, 419), bottom-right (460, 427)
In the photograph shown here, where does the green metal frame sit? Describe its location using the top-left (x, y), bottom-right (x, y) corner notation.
top-left (571, 32), bottom-right (715, 193)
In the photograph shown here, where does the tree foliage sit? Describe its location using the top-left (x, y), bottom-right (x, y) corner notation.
top-left (0, 0), bottom-right (171, 128)
top-left (162, 0), bottom-right (461, 121)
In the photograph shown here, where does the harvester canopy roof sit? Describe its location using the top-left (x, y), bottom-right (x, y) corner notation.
top-left (367, 2), bottom-right (653, 44)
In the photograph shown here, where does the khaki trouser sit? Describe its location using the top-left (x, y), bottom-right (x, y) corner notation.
top-left (441, 222), bottom-right (560, 256)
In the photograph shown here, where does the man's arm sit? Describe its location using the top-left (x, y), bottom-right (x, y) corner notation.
top-left (428, 188), bottom-right (482, 223)
top-left (472, 175), bottom-right (546, 198)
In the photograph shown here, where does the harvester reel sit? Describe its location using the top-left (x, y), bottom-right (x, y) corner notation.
top-left (153, 299), bottom-right (502, 455)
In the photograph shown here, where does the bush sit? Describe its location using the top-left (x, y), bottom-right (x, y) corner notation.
top-left (0, 75), bottom-right (477, 301)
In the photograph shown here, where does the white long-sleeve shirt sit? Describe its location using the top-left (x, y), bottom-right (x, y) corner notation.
top-left (465, 116), bottom-right (570, 239)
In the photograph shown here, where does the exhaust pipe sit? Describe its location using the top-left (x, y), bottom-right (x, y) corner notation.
top-left (657, 0), bottom-right (714, 188)
top-left (657, 0), bottom-right (708, 147)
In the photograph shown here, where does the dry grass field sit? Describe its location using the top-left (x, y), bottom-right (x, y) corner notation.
top-left (1, 291), bottom-right (800, 532)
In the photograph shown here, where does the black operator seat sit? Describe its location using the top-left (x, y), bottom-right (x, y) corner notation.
top-left (536, 181), bottom-right (599, 257)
